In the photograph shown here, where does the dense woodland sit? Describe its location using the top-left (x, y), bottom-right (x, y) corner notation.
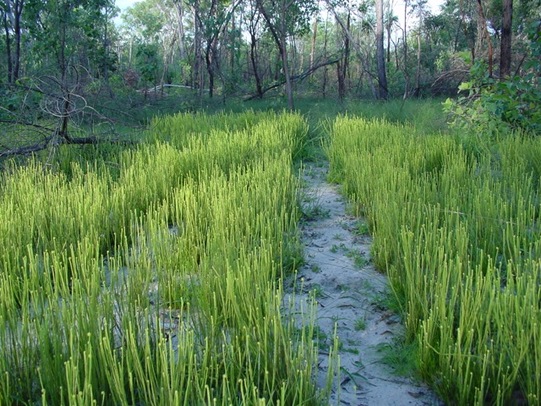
top-left (0, 0), bottom-right (540, 154)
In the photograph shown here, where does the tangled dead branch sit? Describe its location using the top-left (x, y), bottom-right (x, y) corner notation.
top-left (0, 78), bottom-right (132, 160)
top-left (244, 57), bottom-right (340, 101)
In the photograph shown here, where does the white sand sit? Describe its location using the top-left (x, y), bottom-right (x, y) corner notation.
top-left (291, 163), bottom-right (443, 406)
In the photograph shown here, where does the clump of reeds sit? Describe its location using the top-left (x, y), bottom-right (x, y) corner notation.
top-left (0, 112), bottom-right (327, 404)
top-left (328, 117), bottom-right (541, 405)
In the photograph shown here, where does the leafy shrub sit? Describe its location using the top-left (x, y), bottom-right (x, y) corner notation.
top-left (444, 22), bottom-right (541, 136)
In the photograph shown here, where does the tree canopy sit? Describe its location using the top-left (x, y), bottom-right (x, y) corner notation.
top-left (0, 0), bottom-right (540, 154)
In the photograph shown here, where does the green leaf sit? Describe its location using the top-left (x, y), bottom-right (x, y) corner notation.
top-left (458, 82), bottom-right (472, 92)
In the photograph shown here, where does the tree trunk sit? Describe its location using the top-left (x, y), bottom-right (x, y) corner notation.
top-left (500, 0), bottom-right (513, 78)
top-left (3, 9), bottom-right (13, 84)
top-left (337, 11), bottom-right (350, 100)
top-left (58, 6), bottom-right (70, 142)
top-left (203, 0), bottom-right (219, 98)
top-left (244, 57), bottom-right (339, 100)
top-left (174, 0), bottom-right (186, 82)
top-left (229, 10), bottom-right (236, 82)
top-left (249, 31), bottom-right (263, 98)
top-left (205, 44), bottom-right (214, 98)
top-left (393, 38), bottom-right (400, 71)
top-left (205, 35), bottom-right (219, 98)
top-left (298, 37), bottom-right (304, 74)
top-left (403, 0), bottom-right (409, 98)
top-left (175, 0), bottom-right (185, 60)
top-left (256, 0), bottom-right (295, 109)
top-left (280, 37), bottom-right (294, 109)
top-left (192, 0), bottom-right (203, 95)
top-left (386, 15), bottom-right (391, 63)
top-left (2, 0), bottom-right (23, 84)
top-left (247, 1), bottom-right (263, 98)
top-left (212, 39), bottom-right (222, 98)
top-left (102, 4), bottom-right (114, 98)
top-left (414, 30), bottom-right (421, 97)
top-left (476, 0), bottom-right (493, 77)
top-left (310, 17), bottom-right (317, 70)
top-left (322, 14), bottom-right (329, 98)
top-left (13, 0), bottom-right (22, 82)
top-left (375, 0), bottom-right (388, 99)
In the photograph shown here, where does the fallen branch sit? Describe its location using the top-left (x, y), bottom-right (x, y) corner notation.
top-left (431, 69), bottom-right (469, 92)
top-left (0, 131), bottom-right (137, 158)
top-left (0, 119), bottom-right (53, 132)
top-left (137, 84), bottom-right (209, 94)
top-left (244, 57), bottom-right (340, 101)
top-left (0, 135), bottom-right (54, 157)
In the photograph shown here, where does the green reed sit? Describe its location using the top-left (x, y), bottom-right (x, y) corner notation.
top-left (0, 111), bottom-right (325, 405)
top-left (328, 117), bottom-right (541, 405)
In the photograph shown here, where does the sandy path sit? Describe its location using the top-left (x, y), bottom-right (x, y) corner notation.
top-left (291, 163), bottom-right (442, 406)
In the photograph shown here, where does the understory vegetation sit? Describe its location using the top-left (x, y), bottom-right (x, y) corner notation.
top-left (0, 111), bottom-right (330, 405)
top-left (328, 116), bottom-right (541, 405)
top-left (1, 0), bottom-right (540, 403)
top-left (1, 96), bottom-right (541, 405)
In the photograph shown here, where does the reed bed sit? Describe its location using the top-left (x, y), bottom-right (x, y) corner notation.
top-left (148, 110), bottom-right (306, 153)
top-left (0, 112), bottom-right (325, 404)
top-left (328, 117), bottom-right (541, 405)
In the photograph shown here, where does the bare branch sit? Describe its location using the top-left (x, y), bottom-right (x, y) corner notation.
top-left (244, 57), bottom-right (340, 100)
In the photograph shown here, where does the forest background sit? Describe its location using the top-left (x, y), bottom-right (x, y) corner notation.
top-left (0, 0), bottom-right (540, 157)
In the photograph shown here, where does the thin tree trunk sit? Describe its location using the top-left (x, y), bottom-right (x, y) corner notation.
top-left (203, 0), bottom-right (218, 98)
top-left (3, 10), bottom-right (13, 84)
top-left (280, 37), bottom-right (294, 109)
top-left (129, 39), bottom-right (133, 66)
top-left (394, 38), bottom-right (400, 71)
top-left (291, 36), bottom-right (297, 77)
top-left (102, 4), bottom-right (114, 98)
top-left (458, 0), bottom-right (476, 62)
top-left (244, 57), bottom-right (339, 100)
top-left (212, 39), bottom-right (222, 97)
top-left (386, 15), bottom-right (391, 63)
top-left (329, 3), bottom-right (378, 98)
top-left (403, 0), bottom-right (409, 98)
top-left (273, 50), bottom-right (280, 80)
top-left (476, 0), bottom-right (493, 77)
top-left (500, 0), bottom-right (513, 78)
top-left (414, 30), bottom-right (421, 96)
top-left (13, 0), bottom-right (23, 82)
top-left (174, 0), bottom-right (186, 81)
top-left (247, 2), bottom-right (263, 98)
top-left (344, 12), bottom-right (350, 93)
top-left (310, 17), bottom-right (317, 70)
top-left (1, 0), bottom-right (23, 84)
top-left (175, 1), bottom-right (185, 59)
top-left (249, 32), bottom-right (263, 98)
top-left (58, 7), bottom-right (70, 141)
top-left (256, 0), bottom-right (294, 109)
top-left (376, 0), bottom-right (388, 99)
top-left (193, 0), bottom-right (202, 95)
top-left (205, 40), bottom-right (215, 98)
top-left (322, 13), bottom-right (329, 98)
top-left (230, 10), bottom-right (236, 78)
top-left (298, 38), bottom-right (305, 74)
top-left (337, 11), bottom-right (350, 100)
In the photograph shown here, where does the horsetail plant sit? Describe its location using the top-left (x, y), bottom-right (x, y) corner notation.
top-left (329, 116), bottom-right (541, 405)
top-left (0, 111), bottom-right (326, 405)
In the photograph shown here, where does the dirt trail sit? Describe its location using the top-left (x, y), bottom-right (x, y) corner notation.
top-left (292, 163), bottom-right (442, 406)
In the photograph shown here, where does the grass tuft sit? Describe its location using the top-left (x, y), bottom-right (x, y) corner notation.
top-left (0, 111), bottom-right (324, 405)
top-left (329, 116), bottom-right (541, 405)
